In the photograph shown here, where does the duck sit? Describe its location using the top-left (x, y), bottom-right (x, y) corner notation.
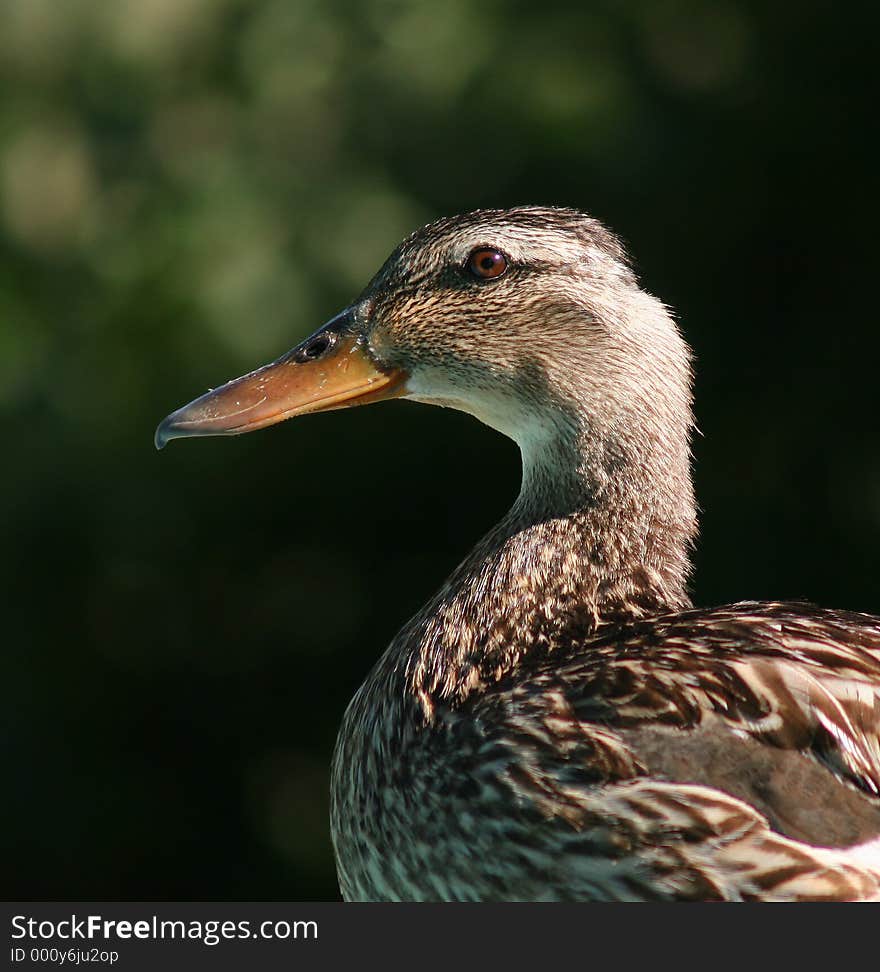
top-left (156, 206), bottom-right (880, 901)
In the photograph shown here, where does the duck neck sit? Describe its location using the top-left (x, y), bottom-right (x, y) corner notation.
top-left (395, 404), bottom-right (697, 713)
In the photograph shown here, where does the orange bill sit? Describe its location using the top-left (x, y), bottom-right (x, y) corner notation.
top-left (155, 315), bottom-right (407, 449)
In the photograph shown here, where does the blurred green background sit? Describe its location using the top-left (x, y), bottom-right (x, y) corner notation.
top-left (2, 0), bottom-right (878, 899)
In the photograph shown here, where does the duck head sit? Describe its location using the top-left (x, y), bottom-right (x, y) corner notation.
top-left (156, 206), bottom-right (693, 528)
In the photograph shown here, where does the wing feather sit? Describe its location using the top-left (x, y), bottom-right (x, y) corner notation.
top-left (448, 600), bottom-right (880, 898)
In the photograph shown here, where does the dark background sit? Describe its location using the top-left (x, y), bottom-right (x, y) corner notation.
top-left (2, 0), bottom-right (877, 900)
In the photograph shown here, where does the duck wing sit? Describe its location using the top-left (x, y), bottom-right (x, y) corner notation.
top-left (565, 601), bottom-right (880, 823)
top-left (446, 601), bottom-right (880, 899)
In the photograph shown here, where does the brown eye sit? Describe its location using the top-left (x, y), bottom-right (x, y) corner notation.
top-left (467, 248), bottom-right (508, 280)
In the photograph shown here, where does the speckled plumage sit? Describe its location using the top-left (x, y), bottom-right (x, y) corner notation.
top-left (331, 601), bottom-right (880, 900)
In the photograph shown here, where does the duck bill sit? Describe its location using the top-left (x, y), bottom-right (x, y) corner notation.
top-left (155, 316), bottom-right (407, 449)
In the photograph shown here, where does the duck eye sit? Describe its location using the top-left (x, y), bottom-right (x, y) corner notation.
top-left (467, 248), bottom-right (508, 280)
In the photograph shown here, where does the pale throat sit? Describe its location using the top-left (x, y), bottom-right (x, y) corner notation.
top-left (503, 397), bottom-right (694, 604)
top-left (408, 363), bottom-right (695, 583)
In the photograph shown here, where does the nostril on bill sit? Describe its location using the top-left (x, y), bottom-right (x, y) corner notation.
top-left (296, 333), bottom-right (335, 362)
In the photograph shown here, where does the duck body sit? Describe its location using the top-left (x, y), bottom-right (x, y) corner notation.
top-left (156, 206), bottom-right (880, 900)
top-left (332, 600), bottom-right (880, 901)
